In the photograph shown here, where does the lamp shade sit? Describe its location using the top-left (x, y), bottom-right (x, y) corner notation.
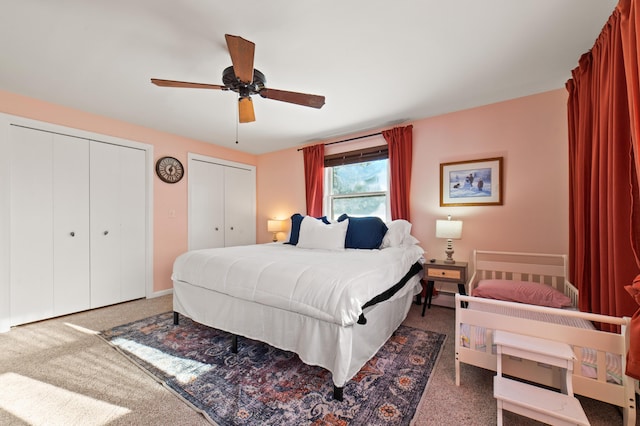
top-left (238, 97), bottom-right (255, 123)
top-left (435, 219), bottom-right (463, 239)
top-left (267, 219), bottom-right (285, 233)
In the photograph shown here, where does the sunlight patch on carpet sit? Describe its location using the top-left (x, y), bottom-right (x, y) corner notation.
top-left (111, 337), bottom-right (212, 384)
top-left (0, 372), bottom-right (130, 425)
top-left (101, 312), bottom-right (446, 425)
top-left (64, 322), bottom-right (100, 335)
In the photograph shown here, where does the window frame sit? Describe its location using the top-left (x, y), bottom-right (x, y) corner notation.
top-left (323, 145), bottom-right (391, 221)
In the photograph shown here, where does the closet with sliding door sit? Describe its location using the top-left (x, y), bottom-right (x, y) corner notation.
top-left (188, 153), bottom-right (256, 250)
top-left (0, 115), bottom-right (151, 330)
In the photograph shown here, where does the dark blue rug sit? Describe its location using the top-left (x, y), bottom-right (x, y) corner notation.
top-left (100, 312), bottom-right (445, 425)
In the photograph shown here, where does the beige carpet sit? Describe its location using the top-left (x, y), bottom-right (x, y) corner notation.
top-left (0, 295), bottom-right (634, 425)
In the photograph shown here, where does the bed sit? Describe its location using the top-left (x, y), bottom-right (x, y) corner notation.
top-left (172, 215), bottom-right (424, 400)
top-left (455, 250), bottom-right (636, 426)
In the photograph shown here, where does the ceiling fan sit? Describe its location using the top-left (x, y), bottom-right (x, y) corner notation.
top-left (151, 34), bottom-right (325, 123)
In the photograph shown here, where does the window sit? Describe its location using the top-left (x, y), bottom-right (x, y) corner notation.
top-left (323, 146), bottom-right (390, 221)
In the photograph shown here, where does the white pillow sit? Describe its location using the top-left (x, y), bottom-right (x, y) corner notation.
top-left (402, 235), bottom-right (420, 246)
top-left (297, 216), bottom-right (348, 250)
top-left (380, 219), bottom-right (412, 248)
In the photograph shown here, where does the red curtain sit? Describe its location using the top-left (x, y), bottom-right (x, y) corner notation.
top-left (567, 8), bottom-right (638, 323)
top-left (621, 0), bottom-right (640, 269)
top-left (618, 0), bottom-right (640, 379)
top-left (621, 0), bottom-right (640, 199)
top-left (383, 125), bottom-right (413, 221)
top-left (568, 1), bottom-right (640, 378)
top-left (302, 144), bottom-right (324, 217)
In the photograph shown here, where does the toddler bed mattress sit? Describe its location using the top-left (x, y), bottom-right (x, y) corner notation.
top-left (460, 300), bottom-right (623, 385)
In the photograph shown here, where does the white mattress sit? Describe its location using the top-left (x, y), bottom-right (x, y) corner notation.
top-left (172, 243), bottom-right (424, 326)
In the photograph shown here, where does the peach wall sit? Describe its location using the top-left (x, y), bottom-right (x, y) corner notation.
top-left (257, 89), bottom-right (570, 263)
top-left (0, 89), bottom-right (257, 293)
top-left (411, 89), bottom-right (569, 261)
top-left (1, 86), bottom-right (569, 294)
top-left (256, 148), bottom-right (306, 242)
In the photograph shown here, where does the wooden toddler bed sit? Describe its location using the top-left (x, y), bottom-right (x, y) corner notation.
top-left (455, 250), bottom-right (636, 426)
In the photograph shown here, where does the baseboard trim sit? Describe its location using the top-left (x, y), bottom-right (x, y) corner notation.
top-left (429, 293), bottom-right (456, 308)
top-left (149, 288), bottom-right (173, 299)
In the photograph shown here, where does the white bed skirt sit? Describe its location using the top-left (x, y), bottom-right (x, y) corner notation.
top-left (173, 275), bottom-right (422, 388)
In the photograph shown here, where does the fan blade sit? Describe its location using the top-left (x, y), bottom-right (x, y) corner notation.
top-left (151, 78), bottom-right (226, 90)
top-left (238, 97), bottom-right (256, 123)
top-left (225, 34), bottom-right (255, 83)
top-left (260, 88), bottom-right (325, 109)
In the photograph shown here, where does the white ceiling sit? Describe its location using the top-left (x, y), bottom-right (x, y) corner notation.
top-left (0, 0), bottom-right (617, 155)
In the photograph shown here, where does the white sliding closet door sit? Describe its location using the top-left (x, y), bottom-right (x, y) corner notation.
top-left (224, 166), bottom-right (255, 247)
top-left (189, 159), bottom-right (225, 250)
top-left (90, 142), bottom-right (120, 307)
top-left (10, 126), bottom-right (55, 325)
top-left (119, 147), bottom-right (146, 301)
top-left (10, 128), bottom-right (90, 324)
top-left (188, 155), bottom-right (256, 250)
top-left (52, 134), bottom-right (90, 316)
top-left (90, 142), bottom-right (145, 308)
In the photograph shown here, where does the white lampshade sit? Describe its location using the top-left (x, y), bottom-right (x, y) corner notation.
top-left (268, 219), bottom-right (286, 243)
top-left (435, 219), bottom-right (463, 240)
top-left (267, 220), bottom-right (285, 233)
top-left (436, 217), bottom-right (463, 264)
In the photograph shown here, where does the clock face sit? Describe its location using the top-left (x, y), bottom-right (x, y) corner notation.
top-left (156, 156), bottom-right (184, 183)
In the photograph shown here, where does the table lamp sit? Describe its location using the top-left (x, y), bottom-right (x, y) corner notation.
top-left (435, 215), bottom-right (463, 264)
top-left (267, 219), bottom-right (285, 242)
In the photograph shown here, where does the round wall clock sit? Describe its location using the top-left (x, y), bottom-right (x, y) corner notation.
top-left (156, 156), bottom-right (184, 183)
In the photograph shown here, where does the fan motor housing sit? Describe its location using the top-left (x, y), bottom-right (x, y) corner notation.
top-left (222, 66), bottom-right (266, 97)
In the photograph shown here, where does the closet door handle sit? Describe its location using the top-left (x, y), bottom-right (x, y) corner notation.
top-left (230, 226), bottom-right (234, 231)
top-left (104, 230), bottom-right (109, 235)
top-left (214, 227), bottom-right (219, 231)
top-left (70, 231), bottom-right (75, 237)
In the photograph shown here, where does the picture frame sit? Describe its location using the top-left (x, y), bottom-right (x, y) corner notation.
top-left (440, 157), bottom-right (503, 206)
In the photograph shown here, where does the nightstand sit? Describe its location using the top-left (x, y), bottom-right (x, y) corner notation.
top-left (422, 260), bottom-right (468, 316)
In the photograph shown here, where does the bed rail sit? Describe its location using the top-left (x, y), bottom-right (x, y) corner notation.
top-left (457, 294), bottom-right (628, 326)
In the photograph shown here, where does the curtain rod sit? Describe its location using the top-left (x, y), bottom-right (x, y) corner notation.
top-left (297, 131), bottom-right (382, 151)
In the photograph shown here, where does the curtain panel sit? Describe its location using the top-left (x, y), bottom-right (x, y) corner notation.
top-left (302, 144), bottom-right (324, 217)
top-left (568, 0), bottom-right (640, 378)
top-left (620, 0), bottom-right (640, 268)
top-left (567, 8), bottom-right (638, 322)
top-left (383, 125), bottom-right (413, 221)
top-left (619, 0), bottom-right (640, 380)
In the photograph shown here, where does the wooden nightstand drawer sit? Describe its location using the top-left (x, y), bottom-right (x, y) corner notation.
top-left (421, 260), bottom-right (468, 315)
top-left (426, 267), bottom-right (462, 280)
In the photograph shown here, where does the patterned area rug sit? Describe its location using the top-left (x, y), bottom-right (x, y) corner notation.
top-left (100, 312), bottom-right (446, 425)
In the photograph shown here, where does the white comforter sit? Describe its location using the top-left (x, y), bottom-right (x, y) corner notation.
top-left (172, 243), bottom-right (424, 326)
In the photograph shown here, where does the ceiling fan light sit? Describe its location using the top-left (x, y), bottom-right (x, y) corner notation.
top-left (238, 97), bottom-right (256, 123)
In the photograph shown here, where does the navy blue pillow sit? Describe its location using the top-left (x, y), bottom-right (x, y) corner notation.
top-left (285, 213), bottom-right (330, 245)
top-left (337, 214), bottom-right (388, 249)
